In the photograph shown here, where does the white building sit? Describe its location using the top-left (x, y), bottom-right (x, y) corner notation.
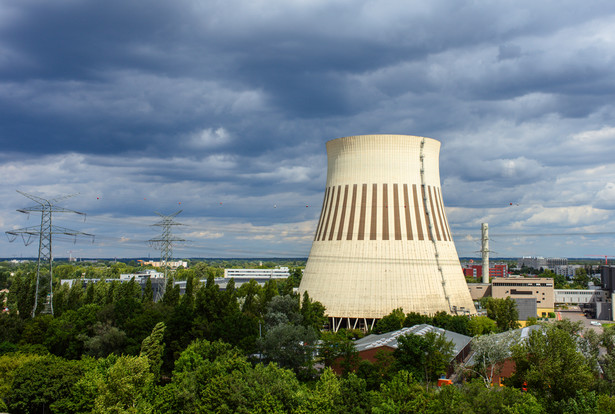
top-left (553, 265), bottom-right (583, 278)
top-left (224, 267), bottom-right (290, 279)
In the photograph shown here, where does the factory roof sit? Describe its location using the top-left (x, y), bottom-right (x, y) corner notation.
top-left (353, 324), bottom-right (472, 358)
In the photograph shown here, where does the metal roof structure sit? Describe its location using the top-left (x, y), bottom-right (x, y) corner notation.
top-left (353, 324), bottom-right (472, 359)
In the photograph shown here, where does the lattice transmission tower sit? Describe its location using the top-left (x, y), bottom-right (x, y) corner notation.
top-left (6, 191), bottom-right (94, 316)
top-left (148, 210), bottom-right (186, 277)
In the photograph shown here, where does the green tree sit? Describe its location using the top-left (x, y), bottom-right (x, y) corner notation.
top-left (238, 279), bottom-right (262, 317)
top-left (432, 312), bottom-right (470, 336)
top-left (426, 379), bottom-right (545, 414)
top-left (599, 326), bottom-right (615, 396)
top-left (508, 324), bottom-right (594, 403)
top-left (258, 280), bottom-right (279, 316)
top-left (466, 330), bottom-right (519, 387)
top-left (92, 355), bottom-right (154, 413)
top-left (403, 311), bottom-right (432, 327)
top-left (140, 322), bottom-right (166, 381)
top-left (300, 292), bottom-right (327, 334)
top-left (9, 272), bottom-right (35, 319)
top-left (259, 324), bottom-right (317, 375)
top-left (375, 308), bottom-right (405, 333)
top-left (154, 339), bottom-right (251, 413)
top-left (554, 273), bottom-right (569, 289)
top-left (572, 268), bottom-right (590, 289)
top-left (485, 297), bottom-right (520, 332)
top-left (161, 277), bottom-right (179, 307)
top-left (394, 331), bottom-right (454, 384)
top-left (197, 362), bottom-right (303, 413)
top-left (66, 280), bottom-right (85, 311)
top-left (305, 368), bottom-right (342, 413)
top-left (45, 304), bottom-right (101, 358)
top-left (142, 277), bottom-right (154, 304)
top-left (468, 315), bottom-right (498, 336)
top-left (264, 294), bottom-right (303, 328)
top-left (319, 331), bottom-right (358, 368)
top-left (375, 370), bottom-right (429, 413)
top-left (20, 314), bottom-right (53, 346)
top-left (0, 353), bottom-right (43, 405)
top-left (83, 322), bottom-right (128, 358)
top-left (6, 354), bottom-right (83, 414)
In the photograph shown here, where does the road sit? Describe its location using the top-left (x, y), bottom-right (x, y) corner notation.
top-left (555, 305), bottom-right (605, 334)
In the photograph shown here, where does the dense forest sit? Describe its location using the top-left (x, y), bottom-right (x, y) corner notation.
top-left (1, 260), bottom-right (615, 413)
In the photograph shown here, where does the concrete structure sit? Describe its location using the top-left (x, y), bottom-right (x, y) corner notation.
top-left (491, 277), bottom-right (554, 317)
top-left (299, 134), bottom-right (476, 331)
top-left (468, 283), bottom-right (491, 300)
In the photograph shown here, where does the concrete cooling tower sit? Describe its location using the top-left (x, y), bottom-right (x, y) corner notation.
top-left (299, 134), bottom-right (476, 331)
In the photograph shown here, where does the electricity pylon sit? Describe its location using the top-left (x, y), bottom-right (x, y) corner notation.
top-left (6, 191), bottom-right (94, 316)
top-left (148, 210), bottom-right (186, 277)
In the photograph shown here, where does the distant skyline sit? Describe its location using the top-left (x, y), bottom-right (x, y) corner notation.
top-left (2, 1), bottom-right (615, 259)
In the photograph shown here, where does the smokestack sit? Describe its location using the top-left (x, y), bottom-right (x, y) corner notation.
top-left (299, 135), bottom-right (476, 331)
top-left (481, 223), bottom-right (489, 283)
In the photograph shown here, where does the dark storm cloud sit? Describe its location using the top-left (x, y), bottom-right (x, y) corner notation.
top-left (3, 0), bottom-right (615, 257)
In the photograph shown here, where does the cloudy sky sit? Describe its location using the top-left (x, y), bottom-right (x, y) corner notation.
top-left (2, 0), bottom-right (615, 259)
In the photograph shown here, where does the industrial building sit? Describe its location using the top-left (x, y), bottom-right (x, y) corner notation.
top-left (224, 267), bottom-right (291, 279)
top-left (468, 277), bottom-right (555, 319)
top-left (61, 269), bottom-right (166, 300)
top-left (517, 257), bottom-right (567, 269)
top-left (491, 277), bottom-right (555, 318)
top-left (335, 324), bottom-right (472, 377)
top-left (463, 263), bottom-right (508, 280)
top-left (139, 260), bottom-right (188, 269)
top-left (299, 134), bottom-right (476, 331)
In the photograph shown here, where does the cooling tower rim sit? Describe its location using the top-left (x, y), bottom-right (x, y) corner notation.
top-left (327, 133), bottom-right (440, 145)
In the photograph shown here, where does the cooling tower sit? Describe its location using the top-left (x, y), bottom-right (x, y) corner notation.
top-left (299, 134), bottom-right (476, 331)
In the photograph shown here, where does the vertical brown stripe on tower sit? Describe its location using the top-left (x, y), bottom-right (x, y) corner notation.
top-left (315, 187), bottom-right (330, 241)
top-left (321, 185), bottom-right (336, 241)
top-left (370, 184), bottom-right (378, 240)
top-left (428, 187), bottom-right (441, 241)
top-left (328, 185), bottom-right (342, 241)
top-left (337, 185), bottom-right (349, 240)
top-left (412, 184), bottom-right (424, 240)
top-left (403, 184), bottom-right (413, 240)
top-left (358, 184), bottom-right (367, 240)
top-left (347, 184), bottom-right (357, 240)
top-left (437, 187), bottom-right (452, 240)
top-left (393, 184), bottom-right (402, 240)
top-left (433, 187), bottom-right (447, 241)
top-left (382, 184), bottom-right (389, 240)
top-left (421, 185), bottom-right (433, 241)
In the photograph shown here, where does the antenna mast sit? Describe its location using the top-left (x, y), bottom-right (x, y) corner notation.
top-left (6, 191), bottom-right (94, 316)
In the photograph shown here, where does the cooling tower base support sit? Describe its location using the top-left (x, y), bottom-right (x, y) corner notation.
top-left (330, 316), bottom-right (377, 332)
